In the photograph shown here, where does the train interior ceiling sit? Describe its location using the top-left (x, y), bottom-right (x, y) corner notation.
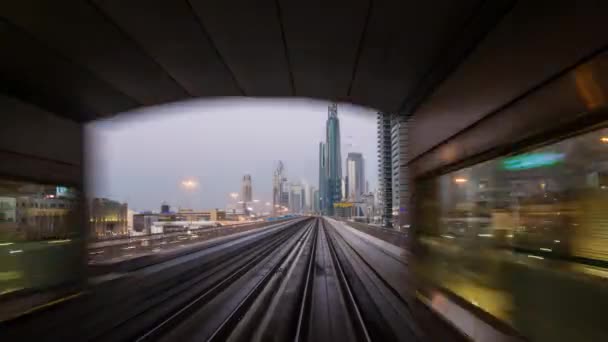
top-left (1, 1), bottom-right (608, 341)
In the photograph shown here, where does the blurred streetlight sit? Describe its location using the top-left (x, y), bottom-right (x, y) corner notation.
top-left (181, 179), bottom-right (198, 189)
top-left (265, 202), bottom-right (271, 206)
top-left (230, 192), bottom-right (238, 200)
top-left (253, 199), bottom-right (260, 203)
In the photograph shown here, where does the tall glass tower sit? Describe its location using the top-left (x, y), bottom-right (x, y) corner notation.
top-left (318, 142), bottom-right (327, 214)
top-left (325, 103), bottom-right (342, 215)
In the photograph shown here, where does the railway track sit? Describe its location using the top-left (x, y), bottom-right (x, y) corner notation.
top-left (2, 217), bottom-right (464, 342)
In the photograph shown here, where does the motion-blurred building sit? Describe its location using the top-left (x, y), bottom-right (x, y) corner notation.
top-left (89, 198), bottom-right (128, 237)
top-left (133, 208), bottom-right (226, 234)
top-left (5, 185), bottom-right (79, 240)
top-left (390, 115), bottom-right (410, 227)
top-left (377, 112), bottom-right (393, 226)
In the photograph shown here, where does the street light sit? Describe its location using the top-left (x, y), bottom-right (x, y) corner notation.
top-left (265, 202), bottom-right (271, 206)
top-left (181, 179), bottom-right (198, 189)
top-left (253, 199), bottom-right (260, 203)
top-left (230, 192), bottom-right (238, 200)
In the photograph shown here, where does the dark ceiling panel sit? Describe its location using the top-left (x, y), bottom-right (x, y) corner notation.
top-left (279, 0), bottom-right (369, 100)
top-left (409, 0), bottom-right (608, 161)
top-left (93, 0), bottom-right (242, 97)
top-left (0, 0), bottom-right (188, 106)
top-left (349, 0), bottom-right (482, 112)
top-left (189, 0), bottom-right (291, 96)
top-left (0, 20), bottom-right (137, 121)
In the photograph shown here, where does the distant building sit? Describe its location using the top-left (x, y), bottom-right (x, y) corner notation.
top-left (361, 192), bottom-right (376, 223)
top-left (308, 185), bottom-right (317, 213)
top-left (313, 189), bottom-right (320, 213)
top-left (303, 182), bottom-right (311, 212)
top-left (346, 152), bottom-right (365, 202)
top-left (133, 209), bottom-right (226, 234)
top-left (89, 198), bottom-right (128, 237)
top-left (160, 202), bottom-right (170, 214)
top-left (325, 103), bottom-right (342, 215)
top-left (272, 161), bottom-right (289, 214)
top-left (242, 174), bottom-right (253, 203)
top-left (318, 142), bottom-right (327, 214)
top-left (333, 201), bottom-right (355, 219)
top-left (289, 183), bottom-right (305, 214)
top-left (377, 112), bottom-right (393, 227)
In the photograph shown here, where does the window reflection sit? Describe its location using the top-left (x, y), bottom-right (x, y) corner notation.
top-left (0, 180), bottom-right (81, 297)
top-left (415, 126), bottom-right (608, 341)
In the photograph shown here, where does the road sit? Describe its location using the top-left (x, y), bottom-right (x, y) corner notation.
top-left (2, 217), bottom-right (466, 341)
top-left (88, 220), bottom-right (281, 264)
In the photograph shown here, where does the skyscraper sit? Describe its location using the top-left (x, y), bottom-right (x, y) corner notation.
top-left (242, 174), bottom-right (252, 203)
top-left (272, 161), bottom-right (288, 214)
top-left (377, 112), bottom-right (393, 227)
top-left (318, 142), bottom-right (327, 214)
top-left (325, 103), bottom-right (342, 215)
top-left (346, 152), bottom-right (365, 201)
top-left (391, 115), bottom-right (410, 227)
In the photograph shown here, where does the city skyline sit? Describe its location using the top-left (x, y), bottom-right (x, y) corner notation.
top-left (86, 99), bottom-right (377, 212)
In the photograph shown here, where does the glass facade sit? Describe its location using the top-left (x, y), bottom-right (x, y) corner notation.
top-left (414, 125), bottom-right (608, 341)
top-left (0, 180), bottom-right (82, 297)
top-left (325, 104), bottom-right (342, 215)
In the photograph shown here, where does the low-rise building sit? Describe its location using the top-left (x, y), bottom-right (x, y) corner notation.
top-left (89, 198), bottom-right (128, 238)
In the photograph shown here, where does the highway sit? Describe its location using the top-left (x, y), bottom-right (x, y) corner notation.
top-left (2, 217), bottom-right (465, 341)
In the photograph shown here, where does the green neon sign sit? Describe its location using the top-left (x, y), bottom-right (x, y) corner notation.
top-left (501, 152), bottom-right (564, 170)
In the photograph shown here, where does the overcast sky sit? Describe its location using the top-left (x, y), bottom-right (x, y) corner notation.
top-left (86, 98), bottom-right (378, 212)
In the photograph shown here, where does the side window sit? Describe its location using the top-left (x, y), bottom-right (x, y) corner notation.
top-left (415, 126), bottom-right (608, 340)
top-left (0, 180), bottom-right (80, 298)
